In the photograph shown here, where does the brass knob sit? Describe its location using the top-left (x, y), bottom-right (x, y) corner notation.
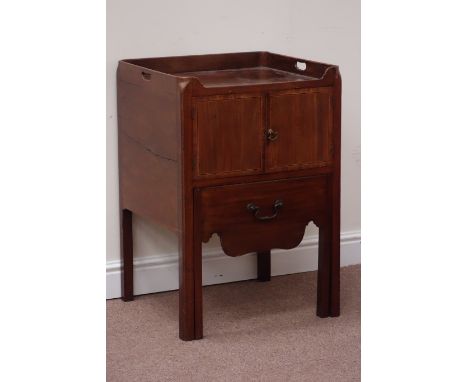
top-left (266, 128), bottom-right (279, 141)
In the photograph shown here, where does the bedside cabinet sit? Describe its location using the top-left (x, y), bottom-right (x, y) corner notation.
top-left (117, 52), bottom-right (341, 341)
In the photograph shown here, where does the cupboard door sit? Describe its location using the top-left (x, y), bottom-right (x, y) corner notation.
top-left (266, 88), bottom-right (333, 171)
top-left (193, 95), bottom-right (264, 178)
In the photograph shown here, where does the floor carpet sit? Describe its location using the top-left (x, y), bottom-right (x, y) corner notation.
top-left (107, 265), bottom-right (360, 381)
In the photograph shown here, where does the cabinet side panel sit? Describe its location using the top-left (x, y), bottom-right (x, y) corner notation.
top-left (118, 132), bottom-right (179, 232)
top-left (117, 62), bottom-right (180, 161)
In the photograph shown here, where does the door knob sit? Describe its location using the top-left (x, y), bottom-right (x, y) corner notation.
top-left (266, 128), bottom-right (279, 141)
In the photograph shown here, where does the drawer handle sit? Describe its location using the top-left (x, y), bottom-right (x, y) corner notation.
top-left (266, 128), bottom-right (279, 142)
top-left (246, 200), bottom-right (283, 221)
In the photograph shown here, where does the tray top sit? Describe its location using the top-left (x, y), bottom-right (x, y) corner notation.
top-left (176, 66), bottom-right (318, 88)
top-left (121, 52), bottom-right (337, 90)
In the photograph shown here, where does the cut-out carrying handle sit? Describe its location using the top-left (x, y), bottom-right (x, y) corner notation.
top-left (141, 71), bottom-right (152, 80)
top-left (295, 61), bottom-right (307, 71)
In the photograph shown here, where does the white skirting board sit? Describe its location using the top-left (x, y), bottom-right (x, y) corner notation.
top-left (106, 230), bottom-right (361, 299)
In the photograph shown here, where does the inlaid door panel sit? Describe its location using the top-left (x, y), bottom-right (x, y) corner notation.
top-left (193, 95), bottom-right (264, 178)
top-left (266, 88), bottom-right (333, 171)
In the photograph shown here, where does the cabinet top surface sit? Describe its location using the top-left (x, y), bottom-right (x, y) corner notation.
top-left (175, 66), bottom-right (317, 88)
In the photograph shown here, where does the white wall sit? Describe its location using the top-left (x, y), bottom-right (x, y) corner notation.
top-left (107, 0), bottom-right (360, 281)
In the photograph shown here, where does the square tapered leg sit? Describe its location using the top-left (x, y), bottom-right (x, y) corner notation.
top-left (120, 209), bottom-right (134, 302)
top-left (257, 251), bottom-right (271, 282)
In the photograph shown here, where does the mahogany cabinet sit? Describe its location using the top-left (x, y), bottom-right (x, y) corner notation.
top-left (117, 52), bottom-right (341, 341)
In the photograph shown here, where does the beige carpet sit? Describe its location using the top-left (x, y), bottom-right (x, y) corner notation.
top-left (107, 265), bottom-right (360, 382)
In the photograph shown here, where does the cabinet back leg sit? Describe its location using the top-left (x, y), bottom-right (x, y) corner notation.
top-left (120, 208), bottom-right (134, 301)
top-left (257, 251), bottom-right (271, 282)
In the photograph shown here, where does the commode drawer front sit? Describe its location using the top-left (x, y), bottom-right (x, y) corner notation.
top-left (198, 176), bottom-right (329, 256)
top-left (193, 94), bottom-right (264, 178)
top-left (266, 88), bottom-right (333, 172)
